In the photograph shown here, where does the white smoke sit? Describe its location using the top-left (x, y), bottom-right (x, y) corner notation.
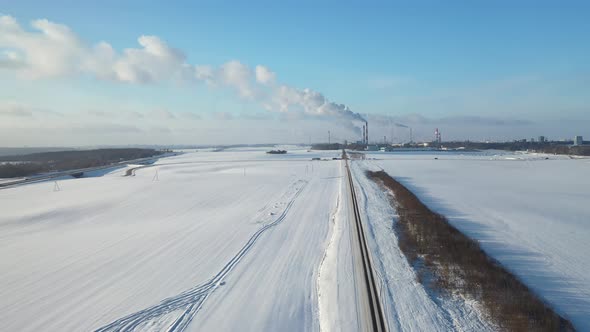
top-left (0, 15), bottom-right (366, 132)
top-left (255, 65), bottom-right (275, 85)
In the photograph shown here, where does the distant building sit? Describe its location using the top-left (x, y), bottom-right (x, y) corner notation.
top-left (574, 136), bottom-right (583, 146)
top-left (365, 145), bottom-right (379, 151)
top-left (538, 136), bottom-right (546, 143)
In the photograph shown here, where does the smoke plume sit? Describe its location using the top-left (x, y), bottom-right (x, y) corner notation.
top-left (0, 15), bottom-right (366, 133)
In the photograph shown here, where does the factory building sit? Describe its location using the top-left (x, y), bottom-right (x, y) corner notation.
top-left (574, 136), bottom-right (583, 146)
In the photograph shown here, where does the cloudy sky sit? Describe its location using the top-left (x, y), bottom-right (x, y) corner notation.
top-left (1, 1), bottom-right (589, 146)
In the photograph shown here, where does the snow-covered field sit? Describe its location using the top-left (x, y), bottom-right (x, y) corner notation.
top-left (359, 150), bottom-right (590, 330)
top-left (3, 146), bottom-right (586, 331)
top-left (350, 161), bottom-right (495, 331)
top-left (0, 177), bottom-right (24, 184)
top-left (0, 147), bottom-right (345, 331)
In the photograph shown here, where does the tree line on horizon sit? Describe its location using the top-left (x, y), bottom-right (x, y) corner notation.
top-left (0, 148), bottom-right (164, 178)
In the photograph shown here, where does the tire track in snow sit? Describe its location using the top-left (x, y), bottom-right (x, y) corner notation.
top-left (95, 179), bottom-right (308, 332)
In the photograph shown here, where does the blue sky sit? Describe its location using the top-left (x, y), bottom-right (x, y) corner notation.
top-left (1, 1), bottom-right (589, 145)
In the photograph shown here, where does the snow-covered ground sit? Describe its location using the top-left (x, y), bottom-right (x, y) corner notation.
top-left (350, 161), bottom-right (495, 332)
top-left (5, 146), bottom-right (582, 331)
top-left (0, 147), bottom-right (345, 331)
top-left (359, 150), bottom-right (590, 330)
top-left (0, 177), bottom-right (24, 184)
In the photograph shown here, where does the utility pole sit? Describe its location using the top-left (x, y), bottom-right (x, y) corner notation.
top-left (328, 130), bottom-right (331, 144)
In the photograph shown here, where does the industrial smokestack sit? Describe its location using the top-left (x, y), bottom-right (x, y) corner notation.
top-left (366, 121), bottom-right (369, 145)
top-left (362, 124), bottom-right (366, 144)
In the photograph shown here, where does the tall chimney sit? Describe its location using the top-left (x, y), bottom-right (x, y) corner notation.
top-left (362, 124), bottom-right (366, 144)
top-left (365, 121), bottom-right (369, 145)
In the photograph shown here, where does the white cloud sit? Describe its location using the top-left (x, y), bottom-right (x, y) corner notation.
top-left (255, 65), bottom-right (275, 85)
top-left (218, 60), bottom-right (255, 98)
top-left (0, 15), bottom-right (191, 83)
top-left (180, 112), bottom-right (202, 120)
top-left (86, 110), bottom-right (113, 118)
top-left (0, 15), bottom-right (366, 132)
top-left (0, 50), bottom-right (25, 68)
top-left (149, 109), bottom-right (177, 119)
top-left (122, 111), bottom-right (145, 119)
top-left (149, 126), bottom-right (172, 134)
top-left (212, 111), bottom-right (234, 121)
top-left (113, 35), bottom-right (190, 83)
top-left (194, 65), bottom-right (215, 85)
top-left (0, 103), bottom-right (33, 117)
top-left (0, 16), bottom-right (85, 78)
top-left (366, 113), bottom-right (532, 127)
top-left (70, 123), bottom-right (143, 134)
top-left (240, 112), bottom-right (274, 120)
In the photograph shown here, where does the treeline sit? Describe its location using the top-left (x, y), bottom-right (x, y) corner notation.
top-left (0, 147), bottom-right (74, 157)
top-left (367, 170), bottom-right (575, 332)
top-left (538, 145), bottom-right (590, 156)
top-left (443, 141), bottom-right (590, 156)
top-left (0, 148), bottom-right (164, 178)
top-left (0, 163), bottom-right (48, 178)
top-left (311, 143), bottom-right (342, 150)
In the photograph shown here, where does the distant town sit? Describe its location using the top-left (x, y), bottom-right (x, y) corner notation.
top-left (314, 130), bottom-right (588, 156)
top-left (0, 132), bottom-right (587, 181)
